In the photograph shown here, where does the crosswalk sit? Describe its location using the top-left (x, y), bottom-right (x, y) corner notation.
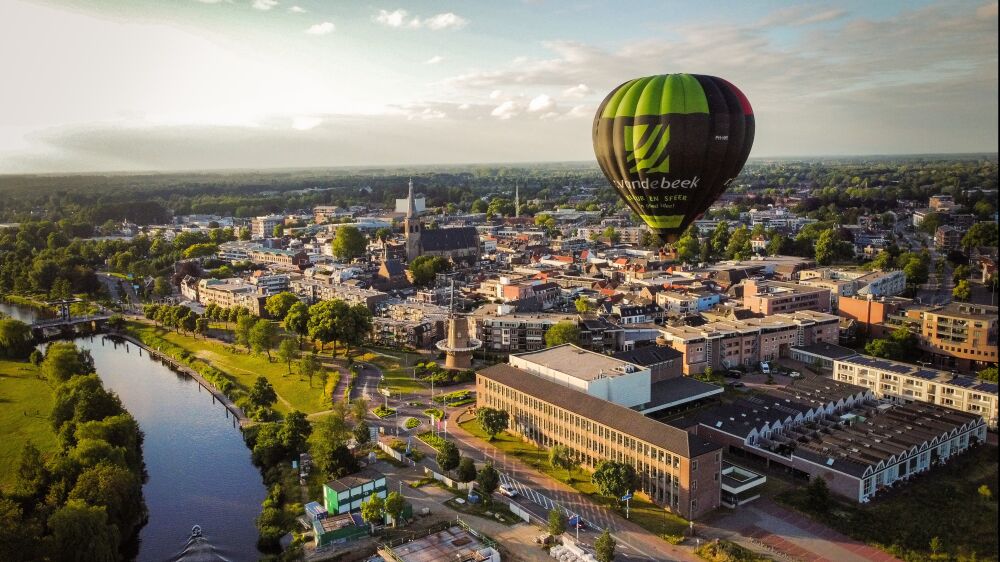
top-left (497, 470), bottom-right (603, 531)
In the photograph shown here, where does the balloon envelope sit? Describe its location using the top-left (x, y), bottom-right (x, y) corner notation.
top-left (592, 74), bottom-right (754, 242)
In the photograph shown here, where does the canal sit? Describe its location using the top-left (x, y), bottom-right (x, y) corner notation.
top-left (1, 302), bottom-right (267, 562)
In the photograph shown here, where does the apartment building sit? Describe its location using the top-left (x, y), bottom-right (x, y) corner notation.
top-left (196, 278), bottom-right (265, 315)
top-left (680, 378), bottom-right (987, 502)
top-left (935, 226), bottom-right (963, 252)
top-left (907, 302), bottom-right (998, 371)
top-left (470, 304), bottom-right (580, 354)
top-left (477, 364), bottom-right (723, 519)
top-left (833, 355), bottom-right (998, 428)
top-left (657, 311), bottom-right (840, 375)
top-left (251, 215), bottom-right (285, 239)
top-left (656, 290), bottom-right (722, 316)
top-left (742, 279), bottom-right (832, 314)
top-left (247, 248), bottom-right (311, 269)
top-left (290, 278), bottom-right (389, 311)
top-left (217, 240), bottom-right (262, 262)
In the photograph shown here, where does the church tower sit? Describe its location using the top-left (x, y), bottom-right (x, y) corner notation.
top-left (403, 178), bottom-right (422, 262)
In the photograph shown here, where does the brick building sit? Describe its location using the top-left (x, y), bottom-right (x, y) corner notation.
top-left (477, 364), bottom-right (723, 519)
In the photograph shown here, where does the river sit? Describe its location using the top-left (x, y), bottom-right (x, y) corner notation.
top-left (1, 302), bottom-right (267, 562)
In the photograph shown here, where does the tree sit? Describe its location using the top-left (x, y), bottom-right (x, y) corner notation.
top-left (331, 225), bottom-right (366, 261)
top-left (952, 264), bottom-right (972, 284)
top-left (69, 462), bottom-right (143, 535)
top-left (929, 536), bottom-right (943, 557)
top-left (235, 315), bottom-right (257, 350)
top-left (317, 369), bottom-right (329, 395)
top-left (0, 319), bottom-right (33, 359)
top-left (249, 319), bottom-right (279, 360)
top-left (437, 439), bottom-right (460, 473)
top-left (308, 299), bottom-right (349, 354)
top-left (545, 321), bottom-right (580, 347)
top-left (276, 338), bottom-right (299, 373)
top-left (351, 397), bottom-right (369, 422)
top-left (977, 484), bottom-right (993, 500)
top-left (815, 228), bottom-right (852, 265)
top-left (456, 457), bottom-right (477, 482)
top-left (181, 243), bottom-right (218, 259)
top-left (195, 316), bottom-right (210, 338)
top-left (47, 500), bottom-right (121, 562)
top-left (249, 376), bottom-right (277, 408)
top-left (548, 508), bottom-right (567, 536)
top-left (180, 310), bottom-right (197, 334)
top-left (408, 255), bottom-right (451, 286)
top-left (725, 225), bottom-right (752, 261)
top-left (574, 296), bottom-right (593, 314)
top-left (710, 221), bottom-right (730, 258)
top-left (978, 365), bottom-right (998, 383)
top-left (953, 280), bottom-right (971, 302)
top-left (675, 231), bottom-right (701, 263)
top-left (476, 462), bottom-right (500, 499)
top-left (603, 226), bottom-right (621, 244)
top-left (42, 342), bottom-right (95, 383)
top-left (0, 498), bottom-right (41, 562)
top-left (871, 250), bottom-right (894, 271)
top-left (476, 407), bottom-right (509, 441)
top-left (805, 476), bottom-right (831, 512)
top-left (592, 461), bottom-right (637, 500)
top-left (279, 410), bottom-right (312, 456)
top-left (265, 292), bottom-right (299, 320)
top-left (360, 493), bottom-right (385, 531)
top-left (549, 445), bottom-right (579, 482)
top-left (353, 420), bottom-right (371, 446)
top-left (296, 353), bottom-right (320, 388)
top-left (14, 441), bottom-right (47, 499)
top-left (595, 530), bottom-right (617, 562)
top-left (384, 491), bottom-right (406, 527)
top-left (153, 275), bottom-right (172, 298)
top-left (341, 304), bottom-right (373, 359)
top-left (284, 301), bottom-right (310, 347)
top-left (962, 222), bottom-right (998, 250)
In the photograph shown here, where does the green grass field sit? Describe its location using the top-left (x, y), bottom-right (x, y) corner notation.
top-left (0, 359), bottom-right (58, 491)
top-left (128, 322), bottom-right (337, 415)
top-left (778, 444), bottom-right (998, 561)
top-left (459, 418), bottom-right (689, 539)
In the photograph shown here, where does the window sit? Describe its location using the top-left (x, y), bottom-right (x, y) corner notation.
top-left (692, 460), bottom-right (698, 472)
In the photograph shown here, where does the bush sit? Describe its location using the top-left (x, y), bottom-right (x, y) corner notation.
top-left (404, 417), bottom-right (420, 429)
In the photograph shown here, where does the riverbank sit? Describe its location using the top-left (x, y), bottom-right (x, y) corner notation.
top-left (0, 294), bottom-right (56, 314)
top-left (111, 333), bottom-right (252, 427)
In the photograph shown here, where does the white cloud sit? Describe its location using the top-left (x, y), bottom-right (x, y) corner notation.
top-left (562, 83), bottom-right (590, 98)
top-left (288, 5), bottom-right (306, 13)
top-left (425, 55), bottom-right (444, 65)
top-left (423, 13), bottom-right (467, 30)
top-left (252, 0), bottom-right (278, 11)
top-left (527, 94), bottom-right (555, 112)
top-left (194, 0), bottom-right (229, 4)
top-left (305, 22), bottom-right (335, 35)
top-left (488, 90), bottom-right (503, 100)
top-left (490, 100), bottom-right (520, 119)
top-left (374, 9), bottom-right (467, 30)
top-left (292, 116), bottom-right (322, 130)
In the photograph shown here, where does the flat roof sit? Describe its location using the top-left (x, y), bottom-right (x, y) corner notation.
top-left (324, 468), bottom-right (385, 493)
top-left (644, 377), bottom-right (724, 414)
top-left (385, 526), bottom-right (491, 562)
top-left (839, 355), bottom-right (998, 394)
top-left (791, 343), bottom-right (860, 361)
top-left (514, 344), bottom-right (640, 381)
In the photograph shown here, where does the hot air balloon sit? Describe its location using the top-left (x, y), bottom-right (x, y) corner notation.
top-left (593, 73), bottom-right (754, 243)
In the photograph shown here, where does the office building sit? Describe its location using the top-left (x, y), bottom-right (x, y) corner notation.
top-left (251, 215), bottom-right (285, 239)
top-left (742, 279), bottom-right (832, 314)
top-left (477, 363), bottom-right (723, 519)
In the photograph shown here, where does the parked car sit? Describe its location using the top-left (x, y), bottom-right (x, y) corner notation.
top-left (759, 362), bottom-right (771, 375)
top-left (788, 371), bottom-right (802, 379)
top-left (498, 484), bottom-right (519, 498)
top-left (726, 370), bottom-right (742, 379)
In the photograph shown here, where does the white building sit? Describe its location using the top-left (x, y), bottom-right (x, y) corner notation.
top-left (833, 355), bottom-right (998, 429)
top-left (251, 215), bottom-right (285, 239)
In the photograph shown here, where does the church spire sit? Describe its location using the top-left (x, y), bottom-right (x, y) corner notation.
top-left (406, 178), bottom-right (417, 219)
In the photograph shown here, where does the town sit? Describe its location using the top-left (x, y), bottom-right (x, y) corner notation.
top-left (1, 156), bottom-right (997, 562)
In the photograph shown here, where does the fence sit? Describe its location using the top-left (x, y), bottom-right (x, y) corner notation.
top-left (423, 467), bottom-right (473, 491)
top-left (377, 440), bottom-right (415, 466)
top-left (507, 500), bottom-right (533, 524)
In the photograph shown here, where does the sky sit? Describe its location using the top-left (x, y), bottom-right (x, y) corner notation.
top-left (0, 0), bottom-right (996, 173)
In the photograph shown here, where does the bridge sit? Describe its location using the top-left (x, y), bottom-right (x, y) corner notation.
top-left (29, 298), bottom-right (114, 340)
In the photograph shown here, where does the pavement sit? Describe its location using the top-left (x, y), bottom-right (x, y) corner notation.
top-left (710, 498), bottom-right (902, 562)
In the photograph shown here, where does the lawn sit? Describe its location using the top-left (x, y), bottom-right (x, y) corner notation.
top-left (778, 444), bottom-right (999, 561)
top-left (379, 367), bottom-right (426, 395)
top-left (127, 322), bottom-right (336, 415)
top-left (0, 359), bottom-right (58, 491)
top-left (458, 418), bottom-right (690, 540)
